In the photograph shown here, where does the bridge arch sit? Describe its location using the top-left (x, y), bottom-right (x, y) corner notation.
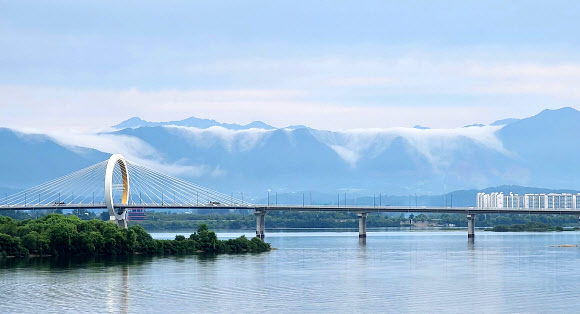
top-left (105, 154), bottom-right (130, 227)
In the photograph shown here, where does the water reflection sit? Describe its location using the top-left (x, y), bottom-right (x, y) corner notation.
top-left (3, 231), bottom-right (580, 313)
top-left (468, 237), bottom-right (475, 249)
top-left (121, 265), bottom-right (129, 314)
top-left (1, 254), bottom-right (152, 270)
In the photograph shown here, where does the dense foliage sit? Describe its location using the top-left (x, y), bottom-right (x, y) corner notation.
top-left (130, 211), bottom-right (407, 230)
top-left (486, 222), bottom-right (568, 232)
top-left (129, 211), bottom-right (580, 231)
top-left (0, 214), bottom-right (270, 258)
top-left (422, 213), bottom-right (580, 228)
top-left (2, 209), bottom-right (579, 232)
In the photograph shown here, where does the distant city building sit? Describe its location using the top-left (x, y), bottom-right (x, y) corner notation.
top-left (476, 192), bottom-right (580, 209)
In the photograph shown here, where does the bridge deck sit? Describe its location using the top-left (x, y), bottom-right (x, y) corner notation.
top-left (2, 204), bottom-right (580, 215)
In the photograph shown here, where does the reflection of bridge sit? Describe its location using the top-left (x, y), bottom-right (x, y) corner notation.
top-left (2, 154), bottom-right (580, 240)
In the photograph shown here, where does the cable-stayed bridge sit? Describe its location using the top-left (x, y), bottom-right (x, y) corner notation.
top-left (0, 154), bottom-right (252, 226)
top-left (2, 154), bottom-right (580, 240)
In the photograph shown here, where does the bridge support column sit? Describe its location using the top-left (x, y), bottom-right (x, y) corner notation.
top-left (111, 214), bottom-right (127, 228)
top-left (358, 213), bottom-right (368, 238)
top-left (255, 210), bottom-right (266, 241)
top-left (467, 214), bottom-right (475, 239)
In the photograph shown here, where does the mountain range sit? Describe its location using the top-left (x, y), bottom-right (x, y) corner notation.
top-left (1, 107), bottom-right (580, 203)
top-left (113, 116), bottom-right (276, 130)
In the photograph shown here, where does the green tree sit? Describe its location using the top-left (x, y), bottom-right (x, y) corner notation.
top-left (21, 231), bottom-right (49, 255)
top-left (0, 233), bottom-right (28, 256)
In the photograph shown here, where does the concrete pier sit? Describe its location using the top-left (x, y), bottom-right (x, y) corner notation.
top-left (467, 214), bottom-right (475, 239)
top-left (260, 211), bottom-right (266, 240)
top-left (254, 210), bottom-right (266, 241)
top-left (115, 218), bottom-right (127, 229)
top-left (358, 213), bottom-right (368, 238)
top-left (109, 211), bottom-right (127, 228)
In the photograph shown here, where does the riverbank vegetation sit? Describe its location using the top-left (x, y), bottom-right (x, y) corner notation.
top-left (0, 214), bottom-right (270, 258)
top-left (129, 211), bottom-right (408, 230)
top-left (485, 222), bottom-right (576, 232)
top-left (126, 211), bottom-right (580, 231)
top-left (2, 210), bottom-right (579, 232)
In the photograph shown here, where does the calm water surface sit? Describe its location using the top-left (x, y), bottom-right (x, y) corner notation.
top-left (2, 229), bottom-right (580, 313)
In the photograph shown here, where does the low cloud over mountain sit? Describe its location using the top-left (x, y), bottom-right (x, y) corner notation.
top-left (1, 107), bottom-right (578, 198)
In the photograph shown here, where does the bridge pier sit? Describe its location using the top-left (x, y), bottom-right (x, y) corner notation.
top-left (255, 210), bottom-right (266, 241)
top-left (467, 214), bottom-right (475, 239)
top-left (110, 214), bottom-right (127, 228)
top-left (358, 213), bottom-right (368, 238)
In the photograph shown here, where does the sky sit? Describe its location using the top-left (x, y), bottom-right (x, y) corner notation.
top-left (1, 0), bottom-right (580, 131)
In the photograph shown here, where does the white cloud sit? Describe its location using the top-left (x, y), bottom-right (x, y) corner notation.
top-left (324, 76), bottom-right (395, 87)
top-left (2, 50), bottom-right (580, 133)
top-left (460, 63), bottom-right (580, 98)
top-left (44, 131), bottom-right (157, 161)
top-left (5, 115), bottom-right (526, 182)
top-left (31, 129), bottom-right (214, 178)
top-left (311, 125), bottom-right (509, 171)
top-left (328, 145), bottom-right (360, 167)
top-left (0, 85), bottom-right (507, 131)
top-left (164, 125), bottom-right (273, 152)
top-left (184, 54), bottom-right (580, 100)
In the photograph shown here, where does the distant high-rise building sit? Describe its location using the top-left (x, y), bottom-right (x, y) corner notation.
top-left (477, 192), bottom-right (579, 209)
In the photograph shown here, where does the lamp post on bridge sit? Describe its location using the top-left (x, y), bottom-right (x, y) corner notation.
top-left (240, 192), bottom-right (244, 205)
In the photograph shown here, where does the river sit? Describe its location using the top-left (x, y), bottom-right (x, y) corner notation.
top-left (2, 229), bottom-right (580, 313)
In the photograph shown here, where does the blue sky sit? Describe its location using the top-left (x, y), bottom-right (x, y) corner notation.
top-left (1, 0), bottom-right (580, 130)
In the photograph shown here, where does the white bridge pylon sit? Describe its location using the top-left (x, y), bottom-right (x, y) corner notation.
top-left (105, 154), bottom-right (130, 227)
top-left (1, 154), bottom-right (249, 227)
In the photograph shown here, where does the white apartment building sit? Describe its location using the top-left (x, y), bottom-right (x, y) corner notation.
top-left (476, 192), bottom-right (580, 209)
